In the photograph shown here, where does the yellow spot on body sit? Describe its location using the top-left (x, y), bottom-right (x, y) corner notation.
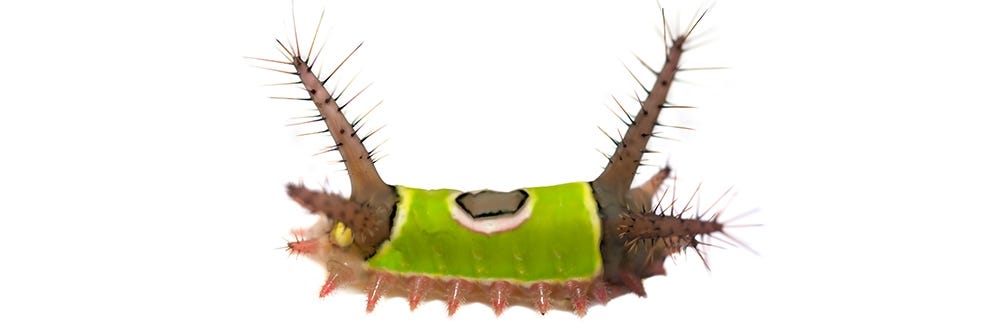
top-left (330, 222), bottom-right (354, 248)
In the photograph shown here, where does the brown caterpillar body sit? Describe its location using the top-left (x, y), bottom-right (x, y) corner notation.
top-left (254, 4), bottom-right (750, 316)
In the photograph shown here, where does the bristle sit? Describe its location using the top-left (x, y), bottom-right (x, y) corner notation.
top-left (320, 42), bottom-right (362, 85)
top-left (303, 9), bottom-right (325, 65)
top-left (339, 82), bottom-right (373, 110)
top-left (489, 281), bottom-right (513, 316)
top-left (257, 67), bottom-right (299, 76)
top-left (245, 56), bottom-right (293, 66)
top-left (530, 283), bottom-right (553, 315)
top-left (624, 64), bottom-right (650, 94)
top-left (290, 228), bottom-right (309, 238)
top-left (286, 116), bottom-right (326, 127)
top-left (446, 279), bottom-right (473, 316)
top-left (365, 272), bottom-right (393, 313)
top-left (633, 52), bottom-right (659, 75)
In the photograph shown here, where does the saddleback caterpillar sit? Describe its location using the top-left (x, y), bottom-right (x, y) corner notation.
top-left (252, 4), bottom-right (752, 317)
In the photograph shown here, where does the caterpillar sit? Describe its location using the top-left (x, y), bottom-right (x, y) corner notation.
top-left (252, 4), bottom-right (750, 317)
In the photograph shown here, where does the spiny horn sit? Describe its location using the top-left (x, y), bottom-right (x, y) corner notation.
top-left (592, 25), bottom-right (690, 198)
top-left (590, 6), bottom-right (712, 289)
top-left (617, 211), bottom-right (724, 248)
top-left (284, 41), bottom-right (395, 206)
top-left (262, 11), bottom-right (398, 253)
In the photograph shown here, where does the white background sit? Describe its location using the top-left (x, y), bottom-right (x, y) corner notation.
top-left (2, 0), bottom-right (998, 331)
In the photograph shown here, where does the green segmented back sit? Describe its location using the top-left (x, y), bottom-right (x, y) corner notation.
top-left (367, 182), bottom-right (602, 282)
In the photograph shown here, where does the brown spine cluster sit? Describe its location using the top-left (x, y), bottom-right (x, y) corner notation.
top-left (286, 184), bottom-right (387, 256)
